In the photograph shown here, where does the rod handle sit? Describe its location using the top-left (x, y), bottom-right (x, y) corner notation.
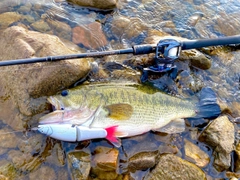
top-left (182, 35), bottom-right (240, 50)
top-left (132, 44), bottom-right (155, 55)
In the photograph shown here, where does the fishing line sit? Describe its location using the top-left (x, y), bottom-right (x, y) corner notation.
top-left (0, 130), bottom-right (24, 135)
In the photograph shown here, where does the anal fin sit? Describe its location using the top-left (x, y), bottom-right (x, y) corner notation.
top-left (153, 118), bottom-right (186, 134)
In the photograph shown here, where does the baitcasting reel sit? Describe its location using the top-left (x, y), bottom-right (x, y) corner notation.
top-left (143, 39), bottom-right (182, 73)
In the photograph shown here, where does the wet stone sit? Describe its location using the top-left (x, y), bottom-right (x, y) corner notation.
top-left (0, 128), bottom-right (20, 149)
top-left (91, 146), bottom-right (119, 180)
top-left (46, 19), bottom-right (72, 41)
top-left (30, 19), bottom-right (51, 33)
top-left (18, 3), bottom-right (32, 14)
top-left (0, 160), bottom-right (17, 179)
top-left (67, 0), bottom-right (118, 10)
top-left (67, 150), bottom-right (91, 180)
top-left (29, 165), bottom-right (56, 180)
top-left (46, 142), bottom-right (65, 167)
top-left (128, 151), bottom-right (159, 172)
top-left (22, 15), bottom-right (35, 24)
top-left (57, 168), bottom-right (69, 180)
top-left (199, 116), bottom-right (235, 171)
top-left (225, 171), bottom-right (240, 179)
top-left (214, 11), bottom-right (240, 36)
top-left (0, 12), bottom-right (22, 29)
top-left (144, 154), bottom-right (206, 180)
top-left (0, 1), bottom-right (16, 14)
top-left (184, 139), bottom-right (210, 168)
top-left (179, 49), bottom-right (212, 70)
top-left (235, 142), bottom-right (240, 172)
top-left (92, 146), bottom-right (119, 171)
top-left (158, 144), bottom-right (179, 155)
top-left (72, 22), bottom-right (107, 49)
top-left (111, 16), bottom-right (148, 40)
top-left (0, 26), bottom-right (91, 130)
top-left (123, 139), bottom-right (158, 159)
top-left (176, 70), bottom-right (203, 93)
top-left (8, 150), bottom-right (42, 172)
top-left (17, 134), bottom-right (43, 154)
top-left (229, 101), bottom-right (240, 117)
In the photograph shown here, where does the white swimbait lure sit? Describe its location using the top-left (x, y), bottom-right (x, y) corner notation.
top-left (35, 124), bottom-right (121, 147)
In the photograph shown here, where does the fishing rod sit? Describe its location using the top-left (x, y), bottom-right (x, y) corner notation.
top-left (0, 35), bottom-right (240, 73)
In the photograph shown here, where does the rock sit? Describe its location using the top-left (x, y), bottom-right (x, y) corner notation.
top-left (46, 142), bottom-right (65, 167)
top-left (214, 11), bottom-right (240, 36)
top-left (46, 19), bottom-right (72, 41)
top-left (0, 128), bottom-right (20, 148)
top-left (72, 22), bottom-right (108, 49)
top-left (176, 70), bottom-right (203, 93)
top-left (0, 12), bottom-right (22, 28)
top-left (198, 116), bottom-right (235, 171)
top-left (57, 169), bottom-right (69, 180)
top-left (91, 146), bottom-right (119, 180)
top-left (154, 21), bottom-right (179, 35)
top-left (67, 0), bottom-right (118, 10)
top-left (22, 15), bottom-right (36, 24)
top-left (235, 142), bottom-right (240, 172)
top-left (158, 144), bottom-right (179, 155)
top-left (29, 165), bottom-right (56, 180)
top-left (111, 16), bottom-right (148, 39)
top-left (184, 139), bottom-right (210, 168)
top-left (90, 168), bottom-right (119, 180)
top-left (225, 171), bottom-right (240, 179)
top-left (30, 19), bottom-right (51, 33)
top-left (8, 150), bottom-right (42, 172)
top-left (201, 46), bottom-right (234, 66)
top-left (229, 101), bottom-right (240, 117)
top-left (18, 134), bottom-right (43, 154)
top-left (0, 160), bottom-right (17, 179)
top-left (18, 3), bottom-right (32, 14)
top-left (128, 151), bottom-right (159, 172)
top-left (0, 26), bottom-right (91, 130)
top-left (92, 146), bottom-right (119, 171)
top-left (123, 139), bottom-right (158, 159)
top-left (180, 49), bottom-right (211, 70)
top-left (67, 150), bottom-right (91, 180)
top-left (0, 1), bottom-right (17, 14)
top-left (144, 154), bottom-right (206, 180)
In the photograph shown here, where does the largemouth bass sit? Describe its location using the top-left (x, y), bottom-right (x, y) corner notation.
top-left (38, 83), bottom-right (221, 146)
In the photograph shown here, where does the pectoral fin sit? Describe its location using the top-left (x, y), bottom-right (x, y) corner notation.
top-left (104, 103), bottom-right (133, 120)
top-left (153, 118), bottom-right (186, 134)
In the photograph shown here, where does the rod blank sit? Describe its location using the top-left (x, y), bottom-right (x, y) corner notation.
top-left (0, 35), bottom-right (240, 67)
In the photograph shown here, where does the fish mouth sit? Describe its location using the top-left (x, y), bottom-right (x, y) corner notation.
top-left (47, 96), bottom-right (64, 110)
top-left (39, 110), bottom-right (64, 124)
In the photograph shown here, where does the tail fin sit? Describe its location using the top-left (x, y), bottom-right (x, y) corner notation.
top-left (195, 87), bottom-right (221, 119)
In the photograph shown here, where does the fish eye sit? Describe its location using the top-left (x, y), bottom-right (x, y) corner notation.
top-left (61, 90), bottom-right (69, 97)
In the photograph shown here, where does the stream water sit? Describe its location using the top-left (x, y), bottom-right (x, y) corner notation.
top-left (0, 0), bottom-right (240, 179)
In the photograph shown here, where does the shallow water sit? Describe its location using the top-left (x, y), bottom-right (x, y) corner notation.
top-left (0, 0), bottom-right (240, 179)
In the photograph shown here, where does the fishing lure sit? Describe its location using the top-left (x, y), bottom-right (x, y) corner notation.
top-left (35, 124), bottom-right (121, 147)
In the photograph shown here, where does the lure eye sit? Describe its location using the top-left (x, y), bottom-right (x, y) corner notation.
top-left (61, 90), bottom-right (69, 96)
